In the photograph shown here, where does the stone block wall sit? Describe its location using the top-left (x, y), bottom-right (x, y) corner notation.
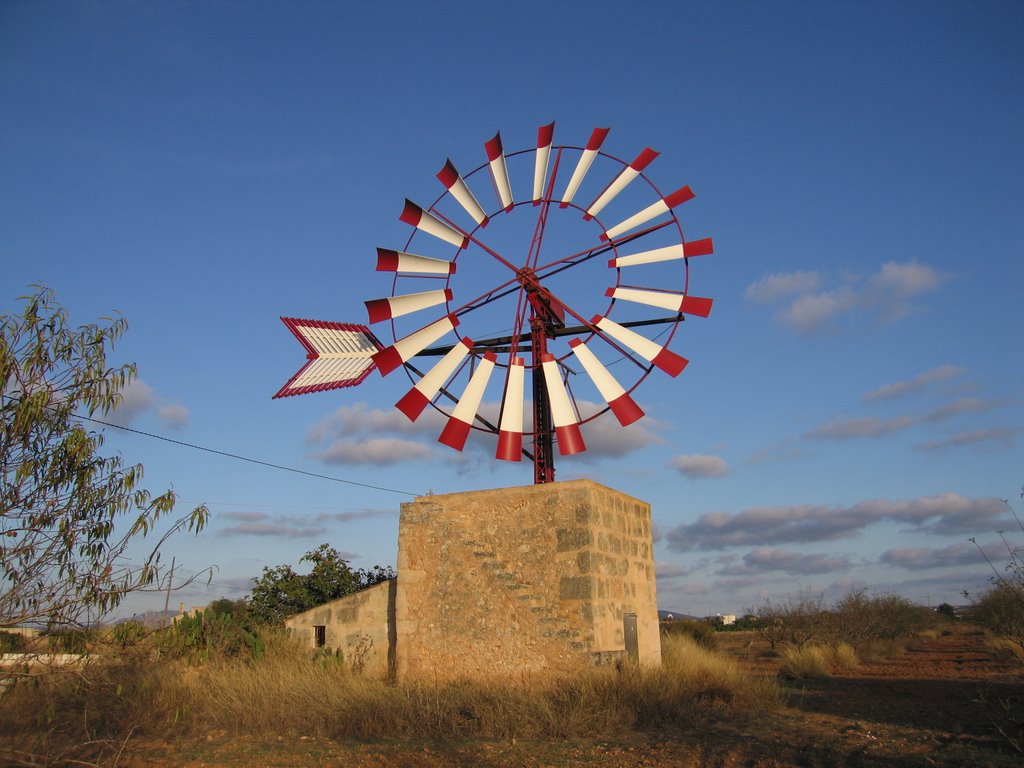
top-left (285, 578), bottom-right (395, 677)
top-left (394, 479), bottom-right (660, 682)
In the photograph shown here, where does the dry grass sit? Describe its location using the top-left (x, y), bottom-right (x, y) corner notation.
top-left (0, 632), bottom-right (780, 764)
top-left (829, 642), bottom-right (859, 672)
top-left (779, 645), bottom-right (830, 679)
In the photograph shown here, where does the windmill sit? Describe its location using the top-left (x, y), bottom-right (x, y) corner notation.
top-left (276, 124), bottom-right (714, 484)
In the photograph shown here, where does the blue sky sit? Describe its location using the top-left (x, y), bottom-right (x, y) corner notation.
top-left (3, 1), bottom-right (1022, 618)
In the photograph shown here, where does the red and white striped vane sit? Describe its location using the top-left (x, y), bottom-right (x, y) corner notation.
top-left (276, 123), bottom-right (716, 484)
top-left (273, 318), bottom-right (382, 398)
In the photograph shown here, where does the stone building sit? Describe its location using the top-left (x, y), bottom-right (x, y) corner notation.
top-left (285, 479), bottom-right (660, 681)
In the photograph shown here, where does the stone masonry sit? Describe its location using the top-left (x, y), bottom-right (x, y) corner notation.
top-left (286, 479), bottom-right (660, 682)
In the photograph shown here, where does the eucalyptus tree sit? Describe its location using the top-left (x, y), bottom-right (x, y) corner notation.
top-left (1, 287), bottom-right (208, 634)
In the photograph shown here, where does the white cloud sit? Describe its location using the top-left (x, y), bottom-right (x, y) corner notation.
top-left (745, 261), bottom-right (945, 335)
top-left (669, 453), bottom-right (729, 479)
top-left (315, 437), bottom-right (432, 465)
top-left (108, 378), bottom-right (155, 426)
top-left (745, 271), bottom-right (821, 303)
top-left (871, 260), bottom-right (943, 296)
top-left (779, 287), bottom-right (858, 333)
top-left (157, 403), bottom-right (190, 429)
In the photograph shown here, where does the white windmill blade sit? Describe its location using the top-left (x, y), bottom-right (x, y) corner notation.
top-left (376, 248), bottom-right (456, 275)
top-left (496, 357), bottom-right (525, 461)
top-left (533, 122), bottom-right (555, 203)
top-left (540, 353), bottom-right (586, 456)
top-left (365, 288), bottom-right (453, 324)
top-left (372, 314), bottom-right (459, 376)
top-left (605, 287), bottom-right (714, 317)
top-left (568, 339), bottom-right (644, 426)
top-left (591, 314), bottom-right (688, 377)
top-left (560, 127), bottom-right (610, 207)
top-left (395, 337), bottom-right (473, 422)
top-left (608, 238), bottom-right (714, 268)
top-left (437, 159), bottom-right (488, 227)
top-left (600, 185), bottom-right (695, 242)
top-left (584, 147), bottom-right (658, 221)
top-left (274, 318), bottom-right (382, 398)
top-left (400, 199), bottom-right (469, 249)
top-left (484, 133), bottom-right (514, 212)
top-left (438, 352), bottom-right (497, 451)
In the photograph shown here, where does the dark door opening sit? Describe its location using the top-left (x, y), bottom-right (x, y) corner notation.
top-left (623, 613), bottom-right (638, 664)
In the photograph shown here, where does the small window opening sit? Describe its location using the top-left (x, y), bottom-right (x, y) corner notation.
top-left (314, 625), bottom-right (326, 648)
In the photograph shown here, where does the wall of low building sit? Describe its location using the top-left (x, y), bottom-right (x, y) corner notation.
top-left (395, 479), bottom-right (660, 682)
top-left (285, 579), bottom-right (395, 678)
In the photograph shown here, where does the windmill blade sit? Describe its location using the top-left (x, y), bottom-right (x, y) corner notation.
top-left (559, 127), bottom-right (610, 207)
top-left (608, 238), bottom-right (714, 268)
top-left (541, 353), bottom-right (586, 455)
top-left (484, 133), bottom-right (514, 212)
top-left (365, 288), bottom-right (453, 324)
top-left (568, 339), bottom-right (644, 426)
top-left (372, 313), bottom-right (459, 376)
top-left (274, 318), bottom-right (382, 398)
top-left (437, 159), bottom-right (488, 227)
top-left (600, 185), bottom-right (695, 242)
top-left (376, 248), bottom-right (456, 275)
top-left (533, 122), bottom-right (555, 204)
top-left (395, 337), bottom-right (473, 421)
top-left (605, 287), bottom-right (714, 317)
top-left (400, 199), bottom-right (469, 249)
top-left (438, 352), bottom-right (497, 450)
top-left (591, 315), bottom-right (688, 377)
top-left (496, 357), bottom-right (525, 461)
top-left (584, 147), bottom-right (658, 221)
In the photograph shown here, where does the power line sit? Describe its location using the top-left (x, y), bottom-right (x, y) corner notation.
top-left (68, 412), bottom-right (423, 498)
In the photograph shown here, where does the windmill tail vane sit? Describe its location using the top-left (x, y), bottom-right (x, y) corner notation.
top-left (276, 123), bottom-right (715, 484)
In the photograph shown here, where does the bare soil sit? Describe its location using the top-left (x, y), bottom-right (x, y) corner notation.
top-left (69, 626), bottom-right (1024, 766)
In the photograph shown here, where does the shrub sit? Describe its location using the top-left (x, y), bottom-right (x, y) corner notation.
top-left (0, 630), bottom-right (24, 653)
top-left (969, 581), bottom-right (1024, 656)
top-left (660, 619), bottom-right (717, 650)
top-left (779, 645), bottom-right (830, 680)
top-left (830, 642), bottom-right (859, 672)
top-left (160, 599), bottom-right (268, 661)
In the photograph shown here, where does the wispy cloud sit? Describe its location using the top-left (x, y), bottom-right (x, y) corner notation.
top-left (669, 453), bottom-right (729, 479)
top-left (804, 397), bottom-right (1001, 441)
top-left (157, 403), bottom-right (190, 429)
top-left (664, 493), bottom-right (1009, 552)
top-left (109, 378), bottom-right (190, 429)
top-left (717, 547), bottom-right (852, 576)
top-left (916, 427), bottom-right (1022, 452)
top-left (307, 402), bottom-right (441, 466)
top-left (745, 271), bottom-right (821, 303)
top-left (219, 509), bottom-right (393, 540)
top-left (863, 365), bottom-right (965, 401)
top-left (108, 379), bottom-right (155, 426)
top-left (879, 541), bottom-right (1001, 571)
top-left (745, 261), bottom-right (945, 334)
